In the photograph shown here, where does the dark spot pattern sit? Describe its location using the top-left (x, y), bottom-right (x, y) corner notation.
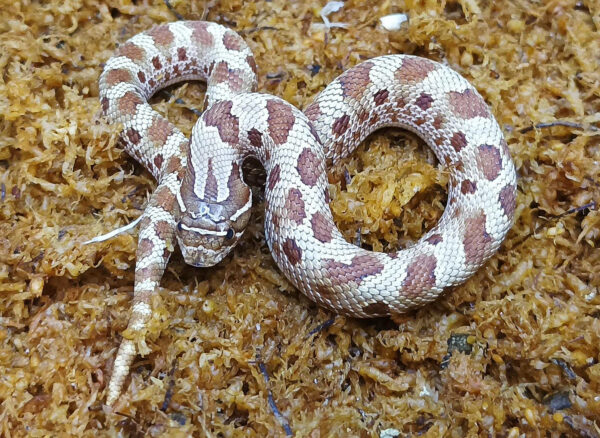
top-left (373, 89), bottom-right (389, 106)
top-left (137, 71), bottom-right (146, 83)
top-left (137, 238), bottom-right (154, 257)
top-left (415, 93), bottom-right (434, 110)
top-left (246, 55), bottom-right (258, 75)
top-left (227, 162), bottom-right (251, 209)
top-left (153, 154), bottom-right (164, 171)
top-left (247, 128), bottom-right (262, 147)
top-left (211, 61), bottom-right (230, 84)
top-left (282, 238), bottom-right (302, 265)
top-left (267, 164), bottom-right (281, 190)
top-left (450, 132), bottom-right (468, 152)
top-left (165, 156), bottom-right (183, 175)
top-left (126, 128), bottom-right (141, 145)
top-left (101, 97), bottom-right (109, 114)
top-left (461, 179), bottom-right (477, 194)
top-left (154, 220), bottom-right (173, 240)
top-left (204, 158), bottom-right (218, 199)
top-left (177, 47), bottom-right (187, 61)
top-left (152, 56), bottom-right (162, 70)
top-left (332, 114), bottom-right (351, 137)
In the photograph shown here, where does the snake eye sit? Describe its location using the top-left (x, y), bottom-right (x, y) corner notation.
top-left (225, 228), bottom-right (235, 240)
top-left (176, 222), bottom-right (183, 232)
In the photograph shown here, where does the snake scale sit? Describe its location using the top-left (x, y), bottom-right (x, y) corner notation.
top-left (98, 21), bottom-right (517, 405)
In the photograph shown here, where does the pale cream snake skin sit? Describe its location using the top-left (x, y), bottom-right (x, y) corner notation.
top-left (97, 21), bottom-right (517, 405)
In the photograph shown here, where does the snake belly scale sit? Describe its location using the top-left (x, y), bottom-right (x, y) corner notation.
top-left (97, 21), bottom-right (517, 405)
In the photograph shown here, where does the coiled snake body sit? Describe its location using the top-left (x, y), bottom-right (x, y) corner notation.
top-left (98, 21), bottom-right (516, 405)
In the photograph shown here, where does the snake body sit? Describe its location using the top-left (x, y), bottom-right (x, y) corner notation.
top-left (98, 21), bottom-right (516, 405)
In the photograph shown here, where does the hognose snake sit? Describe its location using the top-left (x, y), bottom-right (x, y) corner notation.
top-left (97, 21), bottom-right (517, 405)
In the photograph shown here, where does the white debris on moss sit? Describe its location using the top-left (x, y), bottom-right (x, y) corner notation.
top-left (379, 13), bottom-right (408, 31)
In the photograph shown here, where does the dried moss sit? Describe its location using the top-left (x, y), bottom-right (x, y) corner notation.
top-left (1, 0), bottom-right (599, 436)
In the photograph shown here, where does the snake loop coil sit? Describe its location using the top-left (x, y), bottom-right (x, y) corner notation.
top-left (98, 21), bottom-right (516, 405)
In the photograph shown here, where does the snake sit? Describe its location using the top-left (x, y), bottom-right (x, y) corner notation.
top-left (97, 21), bottom-right (517, 405)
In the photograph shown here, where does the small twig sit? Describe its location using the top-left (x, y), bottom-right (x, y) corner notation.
top-left (307, 318), bottom-right (335, 337)
top-left (238, 26), bottom-right (279, 34)
top-left (255, 356), bottom-right (293, 436)
top-left (519, 121), bottom-right (598, 134)
top-left (548, 201), bottom-right (597, 220)
top-left (164, 0), bottom-right (184, 20)
top-left (161, 357), bottom-right (179, 411)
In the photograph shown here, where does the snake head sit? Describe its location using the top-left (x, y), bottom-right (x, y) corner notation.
top-left (175, 162), bottom-right (252, 267)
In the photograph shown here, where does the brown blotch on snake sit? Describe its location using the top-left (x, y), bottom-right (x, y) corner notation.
top-left (148, 117), bottom-right (173, 146)
top-left (477, 145), bottom-right (503, 181)
top-left (117, 91), bottom-right (143, 116)
top-left (311, 211), bottom-right (334, 243)
top-left (266, 99), bottom-right (296, 145)
top-left (463, 212), bottom-right (493, 265)
top-left (284, 188), bottom-right (307, 225)
top-left (204, 100), bottom-right (240, 145)
top-left (499, 184), bottom-right (517, 218)
top-left (402, 254), bottom-right (437, 296)
top-left (106, 69), bottom-right (132, 86)
top-left (223, 31), bottom-right (245, 51)
top-left (282, 239), bottom-right (303, 265)
top-left (448, 89), bottom-right (490, 119)
top-left (296, 148), bottom-right (321, 187)
top-left (339, 61), bottom-right (374, 100)
top-left (117, 43), bottom-right (145, 61)
top-left (189, 21), bottom-right (214, 46)
top-left (324, 254), bottom-right (384, 287)
top-left (148, 26), bottom-right (175, 46)
top-left (394, 57), bottom-right (436, 83)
